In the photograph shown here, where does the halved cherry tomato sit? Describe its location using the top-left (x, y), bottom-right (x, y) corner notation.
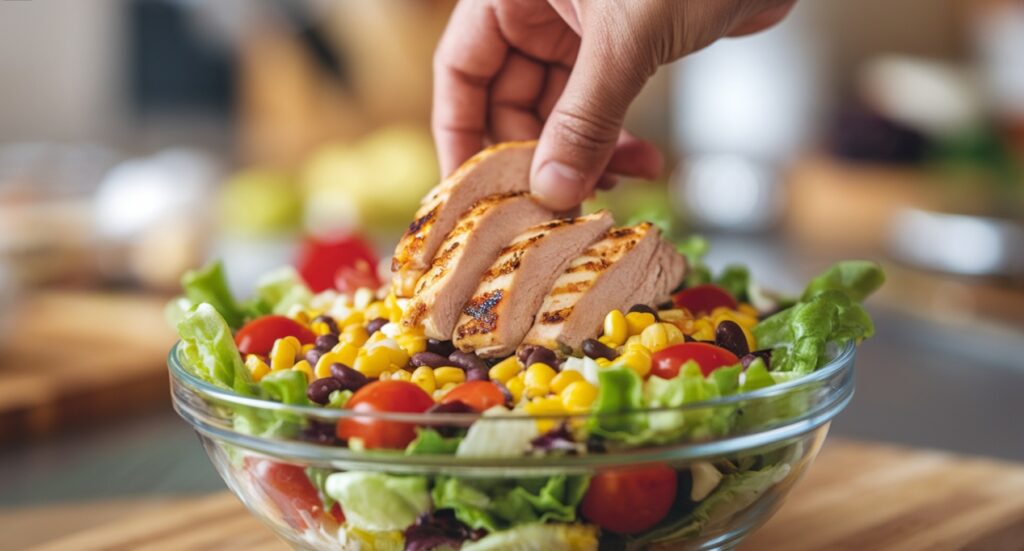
top-left (581, 464), bottom-right (677, 534)
top-left (297, 234), bottom-right (380, 293)
top-left (335, 264), bottom-right (382, 296)
top-left (673, 284), bottom-right (738, 315)
top-left (652, 342), bottom-right (740, 378)
top-left (235, 315), bottom-right (316, 356)
top-left (329, 502), bottom-right (345, 523)
top-left (439, 381), bottom-right (506, 412)
top-left (244, 458), bottom-right (338, 530)
top-left (336, 380), bottom-right (434, 449)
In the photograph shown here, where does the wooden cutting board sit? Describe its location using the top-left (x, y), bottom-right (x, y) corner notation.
top-left (21, 440), bottom-right (1024, 550)
top-left (0, 291), bottom-right (176, 442)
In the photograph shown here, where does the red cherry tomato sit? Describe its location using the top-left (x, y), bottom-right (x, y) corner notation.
top-left (581, 465), bottom-right (677, 534)
top-left (673, 284), bottom-right (738, 316)
top-left (297, 234), bottom-right (380, 293)
top-left (335, 264), bottom-right (382, 296)
top-left (244, 458), bottom-right (337, 530)
top-left (439, 381), bottom-right (507, 412)
top-left (652, 342), bottom-right (740, 378)
top-left (235, 315), bottom-right (316, 356)
top-left (336, 380), bottom-right (435, 449)
top-left (329, 502), bottom-right (346, 523)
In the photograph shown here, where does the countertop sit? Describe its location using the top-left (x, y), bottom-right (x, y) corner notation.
top-left (13, 439), bottom-right (1024, 551)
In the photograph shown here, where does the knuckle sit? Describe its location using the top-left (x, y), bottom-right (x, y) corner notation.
top-left (549, 108), bottom-right (620, 151)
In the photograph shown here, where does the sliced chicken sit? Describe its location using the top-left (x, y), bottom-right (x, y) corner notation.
top-left (403, 193), bottom-right (554, 339)
top-left (452, 211), bottom-right (614, 357)
top-left (523, 224), bottom-right (688, 353)
top-left (391, 141), bottom-right (536, 297)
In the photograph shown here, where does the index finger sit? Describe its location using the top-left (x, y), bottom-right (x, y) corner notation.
top-left (432, 0), bottom-right (510, 176)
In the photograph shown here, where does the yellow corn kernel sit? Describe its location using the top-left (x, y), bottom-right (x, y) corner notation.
top-left (550, 370), bottom-right (583, 395)
top-left (618, 349), bottom-right (652, 378)
top-left (309, 320), bottom-right (332, 336)
top-left (595, 357), bottom-right (612, 368)
top-left (625, 341), bottom-right (652, 355)
top-left (434, 366), bottom-right (466, 387)
top-left (411, 366), bottom-right (436, 394)
top-left (691, 318), bottom-right (715, 341)
top-left (384, 292), bottom-right (403, 322)
top-left (391, 369), bottom-right (412, 382)
top-left (598, 335), bottom-right (619, 348)
top-left (525, 396), bottom-right (567, 432)
top-left (292, 360), bottom-right (314, 383)
top-left (657, 308), bottom-right (689, 323)
top-left (340, 325), bottom-right (369, 347)
top-left (640, 322), bottom-right (669, 352)
top-left (561, 381), bottom-right (598, 412)
top-left (662, 322), bottom-right (685, 347)
top-left (385, 346), bottom-right (410, 369)
top-left (624, 334), bottom-right (642, 348)
top-left (738, 303), bottom-right (759, 318)
top-left (489, 356), bottom-right (522, 383)
top-left (715, 310), bottom-right (759, 332)
top-left (290, 310), bottom-right (311, 325)
top-left (270, 336), bottom-right (302, 371)
top-left (602, 310), bottom-right (628, 346)
top-left (505, 374), bottom-right (525, 403)
top-left (339, 310), bottom-right (365, 329)
top-left (524, 363), bottom-right (557, 398)
top-left (396, 334), bottom-right (427, 356)
top-left (353, 288), bottom-right (375, 310)
top-left (625, 311), bottom-right (657, 336)
top-left (245, 354), bottom-right (270, 382)
top-left (364, 301), bottom-right (389, 322)
top-left (354, 347), bottom-right (391, 378)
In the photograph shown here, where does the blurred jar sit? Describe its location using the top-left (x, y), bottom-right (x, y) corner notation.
top-left (670, 4), bottom-right (822, 232)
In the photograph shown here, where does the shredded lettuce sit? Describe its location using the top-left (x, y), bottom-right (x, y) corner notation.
top-left (432, 475), bottom-right (589, 533)
top-left (180, 261), bottom-right (247, 329)
top-left (176, 303), bottom-right (254, 395)
top-left (456, 407), bottom-right (539, 458)
top-left (406, 428), bottom-right (464, 455)
top-left (800, 260), bottom-right (885, 303)
top-left (325, 472), bottom-right (431, 532)
top-left (248, 266), bottom-right (314, 317)
top-left (461, 522), bottom-right (598, 551)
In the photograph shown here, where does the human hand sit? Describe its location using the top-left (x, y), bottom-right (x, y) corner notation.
top-left (433, 0), bottom-right (795, 210)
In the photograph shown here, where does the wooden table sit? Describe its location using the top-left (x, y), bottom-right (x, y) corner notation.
top-left (0, 291), bottom-right (175, 442)
top-left (17, 440), bottom-right (1024, 550)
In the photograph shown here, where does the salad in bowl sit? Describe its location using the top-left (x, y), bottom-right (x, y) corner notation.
top-left (168, 142), bottom-right (882, 550)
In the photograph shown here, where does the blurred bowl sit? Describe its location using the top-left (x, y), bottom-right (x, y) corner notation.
top-left (889, 208), bottom-right (1024, 278)
top-left (170, 343), bottom-right (856, 550)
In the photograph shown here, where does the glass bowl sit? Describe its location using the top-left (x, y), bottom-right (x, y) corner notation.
top-left (170, 342), bottom-right (856, 551)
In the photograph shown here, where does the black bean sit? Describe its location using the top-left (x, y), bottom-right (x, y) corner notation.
top-left (305, 348), bottom-right (324, 366)
top-left (656, 300), bottom-right (675, 310)
top-left (448, 350), bottom-right (487, 372)
top-left (715, 320), bottom-right (749, 357)
top-left (307, 377), bottom-right (343, 405)
top-left (628, 303), bottom-right (660, 320)
top-left (301, 420), bottom-right (341, 445)
top-left (315, 334), bottom-right (339, 352)
top-left (330, 363), bottom-right (368, 391)
top-left (365, 317), bottom-right (389, 335)
top-left (312, 315), bottom-right (338, 335)
top-left (427, 338), bottom-right (455, 357)
top-left (411, 351), bottom-right (449, 368)
top-left (425, 400), bottom-right (476, 436)
top-left (517, 345), bottom-right (538, 365)
top-left (581, 338), bottom-right (617, 360)
top-left (465, 366), bottom-right (489, 381)
top-left (525, 346), bottom-right (558, 369)
top-left (741, 349), bottom-right (773, 369)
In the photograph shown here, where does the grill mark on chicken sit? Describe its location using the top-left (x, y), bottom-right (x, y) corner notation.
top-left (539, 307), bottom-right (574, 324)
top-left (456, 290), bottom-right (504, 337)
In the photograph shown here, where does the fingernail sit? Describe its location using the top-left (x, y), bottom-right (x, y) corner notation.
top-left (533, 162), bottom-right (585, 209)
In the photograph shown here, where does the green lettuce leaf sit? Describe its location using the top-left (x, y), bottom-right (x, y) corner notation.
top-left (432, 475), bottom-right (589, 532)
top-left (800, 260), bottom-right (885, 303)
top-left (405, 428), bottom-right (464, 455)
top-left (180, 261), bottom-right (247, 329)
top-left (305, 467), bottom-right (336, 510)
top-left (714, 265), bottom-right (750, 302)
top-left (461, 522), bottom-right (599, 551)
top-left (176, 303), bottom-right (254, 395)
top-left (456, 407), bottom-right (539, 458)
top-left (258, 369), bottom-right (311, 406)
top-left (325, 472), bottom-right (430, 532)
top-left (247, 266), bottom-right (313, 317)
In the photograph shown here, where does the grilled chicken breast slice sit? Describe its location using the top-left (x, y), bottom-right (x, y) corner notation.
top-left (522, 223), bottom-right (684, 353)
top-left (452, 211), bottom-right (614, 357)
top-left (403, 193), bottom-right (554, 339)
top-left (391, 141), bottom-right (536, 297)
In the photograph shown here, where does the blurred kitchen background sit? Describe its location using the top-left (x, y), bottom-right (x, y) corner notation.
top-left (1, 0), bottom-right (1023, 546)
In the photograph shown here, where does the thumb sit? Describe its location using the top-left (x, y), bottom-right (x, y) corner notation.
top-left (531, 32), bottom-right (653, 210)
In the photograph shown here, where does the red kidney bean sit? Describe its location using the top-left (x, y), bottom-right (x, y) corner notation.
top-left (448, 350), bottom-right (487, 372)
top-left (365, 317), bottom-right (389, 335)
top-left (715, 320), bottom-right (750, 356)
top-left (312, 315), bottom-right (339, 335)
top-left (628, 303), bottom-right (660, 321)
top-left (427, 338), bottom-right (455, 357)
top-left (517, 345), bottom-right (538, 365)
top-left (307, 377), bottom-right (343, 405)
top-left (305, 348), bottom-right (324, 366)
top-left (411, 351), bottom-right (450, 368)
top-left (525, 346), bottom-right (558, 369)
top-left (315, 334), bottom-right (339, 352)
top-left (330, 363), bottom-right (368, 391)
top-left (581, 339), bottom-right (616, 360)
top-left (465, 366), bottom-right (489, 381)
